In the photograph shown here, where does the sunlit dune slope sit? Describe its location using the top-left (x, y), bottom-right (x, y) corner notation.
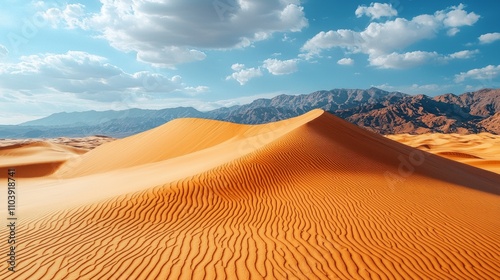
top-left (1, 109), bottom-right (499, 280)
top-left (388, 133), bottom-right (500, 174)
top-left (54, 110), bottom-right (321, 178)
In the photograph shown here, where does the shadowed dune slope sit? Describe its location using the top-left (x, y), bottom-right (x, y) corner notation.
top-left (0, 142), bottom-right (86, 178)
top-left (1, 110), bottom-right (499, 279)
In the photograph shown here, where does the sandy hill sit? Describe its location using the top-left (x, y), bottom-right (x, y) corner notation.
top-left (0, 142), bottom-right (86, 178)
top-left (0, 110), bottom-right (499, 279)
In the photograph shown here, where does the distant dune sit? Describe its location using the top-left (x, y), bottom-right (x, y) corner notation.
top-left (0, 110), bottom-right (499, 279)
top-left (388, 133), bottom-right (500, 174)
top-left (0, 135), bottom-right (115, 150)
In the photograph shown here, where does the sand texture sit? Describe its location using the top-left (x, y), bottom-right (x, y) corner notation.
top-left (388, 133), bottom-right (500, 174)
top-left (0, 135), bottom-right (115, 150)
top-left (0, 110), bottom-right (499, 279)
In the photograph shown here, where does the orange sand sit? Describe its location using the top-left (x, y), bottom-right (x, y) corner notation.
top-left (0, 110), bottom-right (498, 279)
top-left (388, 133), bottom-right (500, 174)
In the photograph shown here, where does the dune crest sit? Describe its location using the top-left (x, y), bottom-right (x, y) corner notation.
top-left (0, 110), bottom-right (499, 279)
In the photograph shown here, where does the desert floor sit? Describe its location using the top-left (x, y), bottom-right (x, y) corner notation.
top-left (0, 110), bottom-right (499, 279)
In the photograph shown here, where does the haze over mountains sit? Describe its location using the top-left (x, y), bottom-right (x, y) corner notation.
top-left (2, 88), bottom-right (499, 138)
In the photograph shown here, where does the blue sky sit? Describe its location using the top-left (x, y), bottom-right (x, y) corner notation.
top-left (0, 0), bottom-right (499, 124)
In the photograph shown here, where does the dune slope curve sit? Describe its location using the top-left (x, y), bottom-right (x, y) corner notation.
top-left (0, 142), bottom-right (86, 178)
top-left (0, 109), bottom-right (499, 279)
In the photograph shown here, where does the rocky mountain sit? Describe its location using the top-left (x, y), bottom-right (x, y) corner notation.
top-left (216, 87), bottom-right (406, 123)
top-left (479, 113), bottom-right (500, 134)
top-left (337, 94), bottom-right (487, 134)
top-left (1, 88), bottom-right (499, 138)
top-left (21, 107), bottom-right (205, 127)
top-left (434, 89), bottom-right (500, 117)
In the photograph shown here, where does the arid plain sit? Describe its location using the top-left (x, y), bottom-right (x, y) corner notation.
top-left (1, 110), bottom-right (499, 279)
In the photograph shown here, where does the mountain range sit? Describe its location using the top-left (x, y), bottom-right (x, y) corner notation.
top-left (1, 87), bottom-right (499, 138)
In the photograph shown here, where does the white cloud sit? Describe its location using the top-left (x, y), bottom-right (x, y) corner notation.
top-left (135, 47), bottom-right (207, 68)
top-left (226, 64), bottom-right (262, 85)
top-left (369, 49), bottom-right (478, 69)
top-left (262, 58), bottom-right (298, 75)
top-left (42, 3), bottom-right (88, 29)
top-left (301, 4), bottom-right (480, 69)
top-left (447, 49), bottom-right (479, 59)
top-left (301, 17), bottom-right (438, 60)
top-left (479, 32), bottom-right (500, 44)
top-left (0, 51), bottom-right (204, 100)
top-left (455, 65), bottom-right (500, 83)
top-left (447, 27), bottom-right (460, 36)
top-left (227, 58), bottom-right (297, 83)
top-left (231, 63), bottom-right (245, 71)
top-left (437, 3), bottom-right (479, 28)
top-left (369, 51), bottom-right (439, 69)
top-left (337, 58), bottom-right (354, 65)
top-left (184, 86), bottom-right (210, 96)
top-left (355, 3), bottom-right (397, 20)
top-left (45, 0), bottom-right (308, 67)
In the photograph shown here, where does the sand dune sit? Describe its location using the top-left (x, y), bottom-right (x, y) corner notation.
top-left (388, 133), bottom-right (500, 174)
top-left (0, 135), bottom-right (115, 150)
top-left (0, 110), bottom-right (499, 279)
top-left (0, 142), bottom-right (86, 178)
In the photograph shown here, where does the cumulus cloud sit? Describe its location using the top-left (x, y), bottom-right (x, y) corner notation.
top-left (262, 58), bottom-right (298, 75)
top-left (455, 65), bottom-right (500, 83)
top-left (45, 0), bottom-right (308, 67)
top-left (301, 17), bottom-right (438, 59)
top-left (0, 51), bottom-right (204, 100)
top-left (337, 58), bottom-right (354, 65)
top-left (447, 49), bottom-right (479, 59)
top-left (479, 32), bottom-right (500, 44)
top-left (301, 4), bottom-right (480, 68)
top-left (227, 58), bottom-right (298, 84)
top-left (226, 64), bottom-right (262, 85)
top-left (369, 51), bottom-right (439, 69)
top-left (369, 49), bottom-right (478, 69)
top-left (437, 3), bottom-right (479, 28)
top-left (231, 63), bottom-right (245, 71)
top-left (355, 3), bottom-right (397, 20)
top-left (42, 3), bottom-right (88, 29)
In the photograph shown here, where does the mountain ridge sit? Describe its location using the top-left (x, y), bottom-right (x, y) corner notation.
top-left (3, 87), bottom-right (499, 138)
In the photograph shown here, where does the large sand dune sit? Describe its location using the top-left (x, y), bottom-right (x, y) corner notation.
top-left (1, 110), bottom-right (499, 279)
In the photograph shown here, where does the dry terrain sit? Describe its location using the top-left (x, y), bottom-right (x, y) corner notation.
top-left (388, 133), bottom-right (500, 174)
top-left (0, 110), bottom-right (498, 279)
